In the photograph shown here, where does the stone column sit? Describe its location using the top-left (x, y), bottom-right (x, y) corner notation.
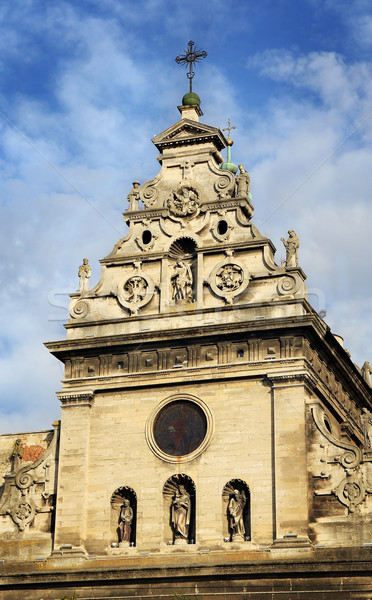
top-left (53, 391), bottom-right (94, 552)
top-left (267, 371), bottom-right (315, 545)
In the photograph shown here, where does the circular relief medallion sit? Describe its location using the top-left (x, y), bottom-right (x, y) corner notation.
top-left (123, 276), bottom-right (148, 303)
top-left (216, 264), bottom-right (243, 292)
top-left (167, 185), bottom-right (200, 218)
top-left (146, 395), bottom-right (213, 463)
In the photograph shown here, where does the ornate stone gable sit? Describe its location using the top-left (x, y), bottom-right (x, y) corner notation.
top-left (151, 118), bottom-right (226, 152)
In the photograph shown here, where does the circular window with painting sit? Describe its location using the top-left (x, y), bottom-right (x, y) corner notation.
top-left (146, 395), bottom-right (213, 463)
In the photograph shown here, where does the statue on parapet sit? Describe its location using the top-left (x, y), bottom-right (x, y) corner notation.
top-left (127, 181), bottom-right (140, 211)
top-left (235, 164), bottom-right (251, 198)
top-left (10, 439), bottom-right (23, 474)
top-left (362, 361), bottom-right (372, 386)
top-left (361, 408), bottom-right (372, 448)
top-left (281, 230), bottom-right (300, 268)
top-left (78, 258), bottom-right (91, 293)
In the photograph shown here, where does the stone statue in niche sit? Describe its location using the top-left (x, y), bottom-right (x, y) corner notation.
top-left (216, 264), bottom-right (243, 292)
top-left (228, 489), bottom-right (246, 540)
top-left (78, 258), bottom-right (91, 293)
top-left (124, 276), bottom-right (148, 304)
top-left (167, 185), bottom-right (199, 217)
top-left (235, 164), bottom-right (251, 198)
top-left (127, 181), bottom-right (140, 211)
top-left (119, 499), bottom-right (133, 545)
top-left (171, 484), bottom-right (191, 543)
top-left (361, 361), bottom-right (372, 386)
top-left (281, 230), bottom-right (300, 268)
top-left (171, 261), bottom-right (193, 303)
top-left (10, 439), bottom-right (23, 473)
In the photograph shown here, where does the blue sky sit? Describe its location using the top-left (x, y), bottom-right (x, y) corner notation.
top-left (1, 0), bottom-right (372, 433)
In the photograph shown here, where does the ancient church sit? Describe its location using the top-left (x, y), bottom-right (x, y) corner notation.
top-left (1, 45), bottom-right (372, 599)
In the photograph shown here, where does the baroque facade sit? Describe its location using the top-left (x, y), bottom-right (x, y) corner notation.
top-left (1, 93), bottom-right (372, 599)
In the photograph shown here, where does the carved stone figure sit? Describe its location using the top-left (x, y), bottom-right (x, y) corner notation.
top-left (171, 261), bottom-right (193, 303)
top-left (10, 439), bottom-right (23, 474)
top-left (167, 185), bottom-right (199, 217)
top-left (119, 499), bottom-right (133, 544)
top-left (361, 361), bottom-right (372, 386)
top-left (228, 489), bottom-right (246, 540)
top-left (235, 164), bottom-right (251, 197)
top-left (124, 276), bottom-right (148, 304)
top-left (216, 264), bottom-right (243, 292)
top-left (78, 258), bottom-right (91, 293)
top-left (281, 230), bottom-right (300, 268)
top-left (171, 484), bottom-right (191, 543)
top-left (127, 181), bottom-right (140, 211)
top-left (361, 408), bottom-right (372, 448)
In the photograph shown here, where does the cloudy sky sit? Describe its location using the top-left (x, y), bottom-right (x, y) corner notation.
top-left (0, 0), bottom-right (372, 433)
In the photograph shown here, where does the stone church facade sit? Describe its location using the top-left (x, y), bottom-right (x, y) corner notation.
top-left (1, 94), bottom-right (372, 599)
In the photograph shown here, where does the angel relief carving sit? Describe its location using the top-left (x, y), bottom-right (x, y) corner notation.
top-left (171, 261), bottom-right (193, 303)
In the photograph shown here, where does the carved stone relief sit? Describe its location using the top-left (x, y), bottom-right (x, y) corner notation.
top-left (0, 425), bottom-right (59, 532)
top-left (116, 262), bottom-right (155, 315)
top-left (70, 299), bottom-right (90, 319)
top-left (167, 184), bottom-right (200, 219)
top-left (208, 254), bottom-right (249, 304)
top-left (311, 405), bottom-right (370, 513)
top-left (171, 260), bottom-right (193, 303)
top-left (276, 274), bottom-right (300, 297)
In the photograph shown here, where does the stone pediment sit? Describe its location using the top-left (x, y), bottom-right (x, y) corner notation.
top-left (152, 119), bottom-right (227, 152)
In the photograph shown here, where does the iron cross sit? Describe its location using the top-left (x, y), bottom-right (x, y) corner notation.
top-left (175, 41), bottom-right (207, 93)
top-left (223, 119), bottom-right (236, 140)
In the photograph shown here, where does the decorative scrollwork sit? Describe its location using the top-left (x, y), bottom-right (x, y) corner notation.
top-left (312, 405), bottom-right (362, 470)
top-left (140, 177), bottom-right (160, 207)
top-left (214, 171), bottom-right (234, 194)
top-left (15, 471), bottom-right (34, 490)
top-left (70, 300), bottom-right (89, 318)
top-left (277, 275), bottom-right (298, 296)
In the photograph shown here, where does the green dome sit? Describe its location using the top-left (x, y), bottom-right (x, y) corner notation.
top-left (220, 160), bottom-right (238, 175)
top-left (182, 92), bottom-right (201, 106)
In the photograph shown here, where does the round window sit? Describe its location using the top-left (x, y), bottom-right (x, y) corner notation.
top-left (146, 395), bottom-right (213, 463)
top-left (153, 400), bottom-right (207, 456)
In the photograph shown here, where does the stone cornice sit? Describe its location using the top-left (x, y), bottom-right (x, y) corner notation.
top-left (46, 311), bottom-right (321, 352)
top-left (56, 390), bottom-right (94, 406)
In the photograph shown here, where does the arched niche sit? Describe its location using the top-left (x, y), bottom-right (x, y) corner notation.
top-left (222, 479), bottom-right (251, 542)
top-left (110, 486), bottom-right (137, 547)
top-left (163, 474), bottom-right (195, 545)
top-left (168, 237), bottom-right (197, 305)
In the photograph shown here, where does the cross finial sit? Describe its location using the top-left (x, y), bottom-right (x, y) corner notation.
top-left (175, 41), bottom-right (207, 93)
top-left (223, 119), bottom-right (236, 141)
